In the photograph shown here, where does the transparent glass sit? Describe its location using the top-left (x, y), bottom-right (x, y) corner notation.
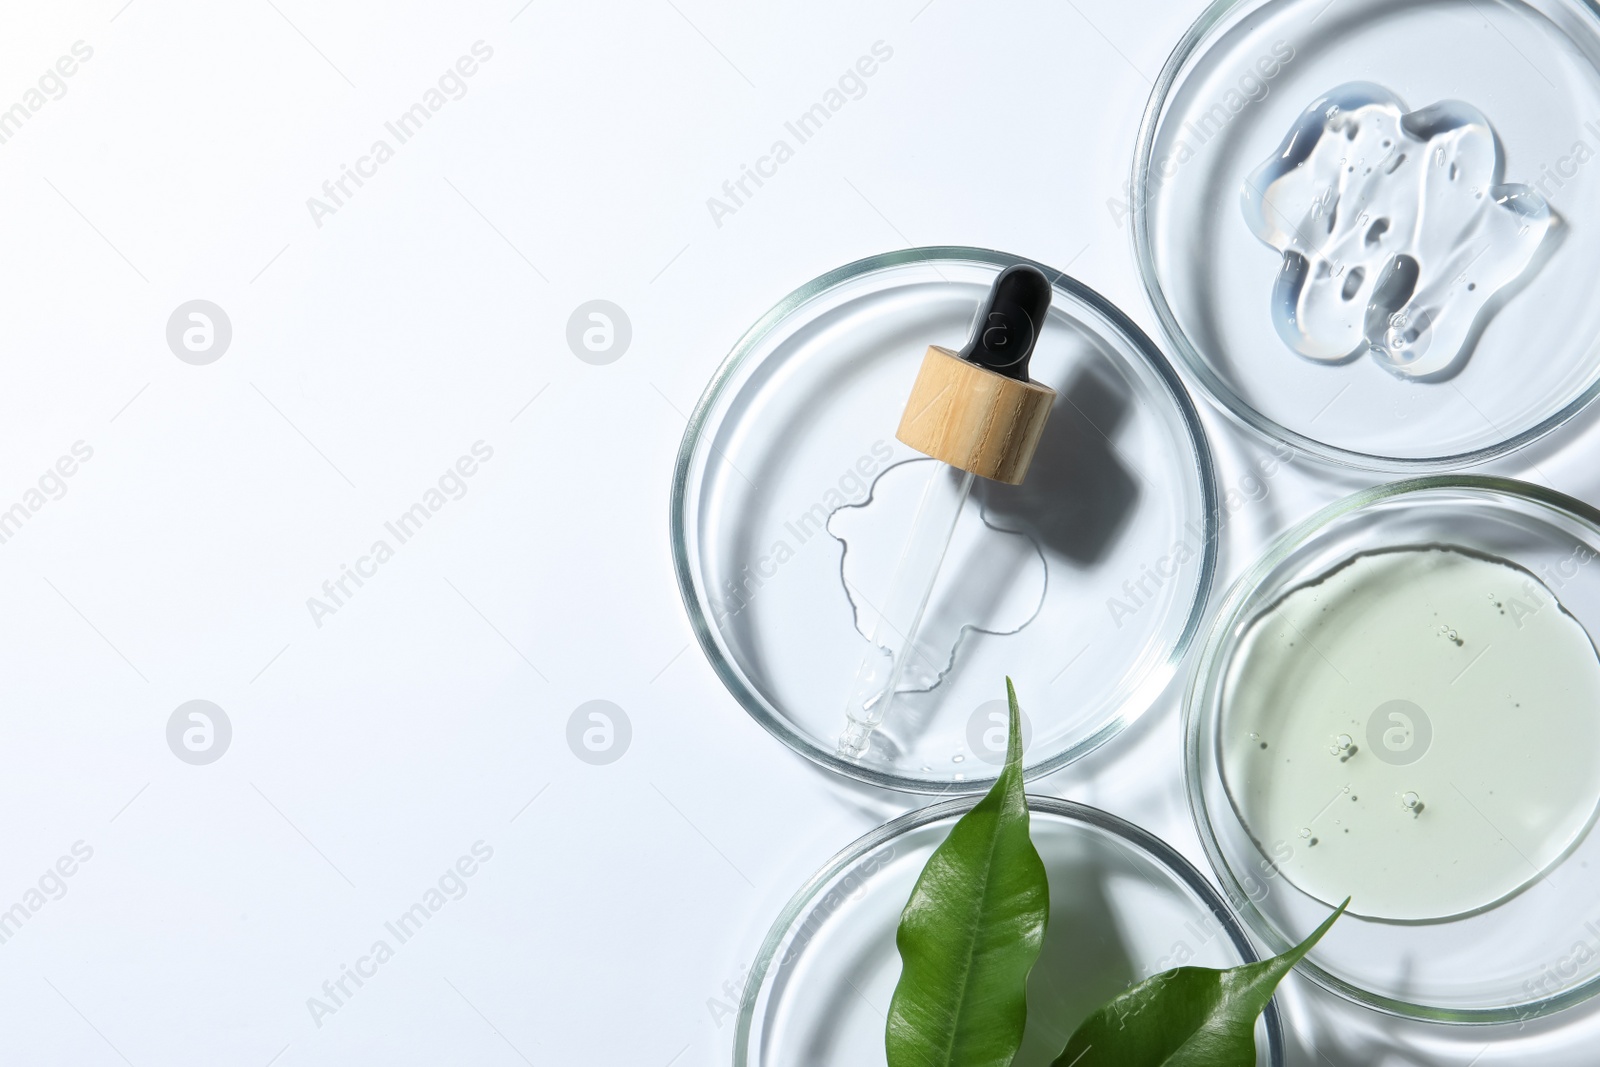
top-left (1133, 0), bottom-right (1600, 470)
top-left (735, 796), bottom-right (1284, 1067)
top-left (1186, 477), bottom-right (1600, 1021)
top-left (839, 464), bottom-right (976, 759)
top-left (672, 248), bottom-right (1218, 793)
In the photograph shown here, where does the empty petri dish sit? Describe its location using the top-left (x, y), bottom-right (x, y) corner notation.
top-left (735, 796), bottom-right (1284, 1067)
top-left (671, 248), bottom-right (1216, 793)
top-left (1134, 0), bottom-right (1600, 469)
top-left (1187, 477), bottom-right (1600, 1020)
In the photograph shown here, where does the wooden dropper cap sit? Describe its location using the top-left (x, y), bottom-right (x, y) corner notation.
top-left (894, 266), bottom-right (1057, 485)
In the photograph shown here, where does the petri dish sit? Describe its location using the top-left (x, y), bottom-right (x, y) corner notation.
top-left (735, 796), bottom-right (1284, 1067)
top-left (1134, 0), bottom-right (1600, 470)
top-left (1186, 477), bottom-right (1600, 1020)
top-left (671, 248), bottom-right (1217, 793)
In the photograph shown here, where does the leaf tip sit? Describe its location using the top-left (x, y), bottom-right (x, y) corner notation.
top-left (1004, 679), bottom-right (1023, 772)
top-left (1285, 897), bottom-right (1349, 968)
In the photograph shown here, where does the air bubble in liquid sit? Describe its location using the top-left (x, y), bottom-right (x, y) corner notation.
top-left (1242, 83), bottom-right (1552, 380)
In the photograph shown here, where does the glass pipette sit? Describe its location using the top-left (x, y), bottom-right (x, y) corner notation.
top-left (838, 264), bottom-right (1057, 759)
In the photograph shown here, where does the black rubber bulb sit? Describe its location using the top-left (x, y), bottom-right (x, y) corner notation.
top-left (957, 264), bottom-right (1052, 381)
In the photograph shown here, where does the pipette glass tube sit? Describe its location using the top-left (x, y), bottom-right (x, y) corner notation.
top-left (838, 265), bottom-right (1057, 759)
top-left (838, 464), bottom-right (976, 758)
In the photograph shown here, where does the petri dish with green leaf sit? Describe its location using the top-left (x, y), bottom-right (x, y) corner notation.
top-left (735, 795), bottom-right (1285, 1067)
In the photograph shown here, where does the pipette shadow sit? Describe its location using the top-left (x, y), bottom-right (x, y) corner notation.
top-left (981, 363), bottom-right (1141, 567)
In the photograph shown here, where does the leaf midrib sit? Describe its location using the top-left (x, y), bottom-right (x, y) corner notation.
top-left (936, 798), bottom-right (1010, 1067)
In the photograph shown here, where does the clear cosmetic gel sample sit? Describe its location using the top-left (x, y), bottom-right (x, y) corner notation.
top-left (1243, 84), bottom-right (1552, 381)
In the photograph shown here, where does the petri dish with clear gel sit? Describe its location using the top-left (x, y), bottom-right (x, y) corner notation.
top-left (671, 248), bottom-right (1217, 793)
top-left (1134, 0), bottom-right (1600, 470)
top-left (1187, 477), bottom-right (1600, 1021)
top-left (735, 796), bottom-right (1284, 1067)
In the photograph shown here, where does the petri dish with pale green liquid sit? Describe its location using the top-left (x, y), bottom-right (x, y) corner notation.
top-left (1187, 478), bottom-right (1600, 1021)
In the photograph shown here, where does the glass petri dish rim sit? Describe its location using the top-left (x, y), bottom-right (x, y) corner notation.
top-left (669, 245), bottom-right (1220, 795)
top-left (733, 793), bottom-right (1286, 1067)
top-left (1130, 0), bottom-right (1600, 473)
top-left (1182, 474), bottom-right (1600, 1022)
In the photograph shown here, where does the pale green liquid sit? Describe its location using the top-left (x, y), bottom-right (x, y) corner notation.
top-left (1222, 546), bottom-right (1600, 921)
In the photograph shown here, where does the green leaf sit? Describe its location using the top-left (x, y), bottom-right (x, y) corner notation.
top-left (886, 678), bottom-right (1049, 1067)
top-left (1050, 899), bottom-right (1349, 1067)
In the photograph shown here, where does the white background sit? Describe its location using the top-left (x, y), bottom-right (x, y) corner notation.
top-left (4, 0), bottom-right (1600, 1064)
